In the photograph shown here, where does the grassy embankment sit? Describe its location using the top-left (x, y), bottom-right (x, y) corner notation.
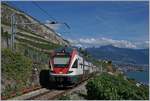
top-left (1, 28), bottom-right (63, 99)
top-left (86, 73), bottom-right (149, 100)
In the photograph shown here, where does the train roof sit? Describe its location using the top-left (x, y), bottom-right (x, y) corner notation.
top-left (55, 46), bottom-right (77, 53)
top-left (54, 47), bottom-right (94, 64)
top-left (54, 46), bottom-right (84, 56)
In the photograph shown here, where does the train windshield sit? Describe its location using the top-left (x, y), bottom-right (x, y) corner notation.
top-left (53, 56), bottom-right (70, 67)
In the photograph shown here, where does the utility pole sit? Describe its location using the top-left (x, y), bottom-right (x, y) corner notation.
top-left (11, 13), bottom-right (16, 51)
top-left (10, 13), bottom-right (70, 51)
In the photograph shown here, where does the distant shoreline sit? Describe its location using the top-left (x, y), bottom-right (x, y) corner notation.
top-left (125, 70), bottom-right (149, 85)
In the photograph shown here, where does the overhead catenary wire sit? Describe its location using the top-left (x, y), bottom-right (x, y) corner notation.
top-left (5, 2), bottom-right (29, 16)
top-left (5, 1), bottom-right (71, 29)
top-left (31, 1), bottom-right (57, 21)
top-left (32, 1), bottom-right (71, 29)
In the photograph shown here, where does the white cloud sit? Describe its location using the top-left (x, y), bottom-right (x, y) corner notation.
top-left (67, 37), bottom-right (148, 49)
top-left (75, 44), bottom-right (83, 48)
top-left (134, 41), bottom-right (149, 49)
top-left (145, 41), bottom-right (149, 44)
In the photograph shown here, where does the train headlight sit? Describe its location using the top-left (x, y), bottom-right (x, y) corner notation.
top-left (59, 72), bottom-right (63, 74)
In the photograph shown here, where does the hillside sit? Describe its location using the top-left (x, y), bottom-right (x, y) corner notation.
top-left (1, 3), bottom-right (70, 99)
top-left (86, 45), bottom-right (149, 65)
top-left (1, 3), bottom-right (70, 49)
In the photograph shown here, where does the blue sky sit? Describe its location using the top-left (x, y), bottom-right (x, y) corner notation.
top-left (4, 1), bottom-right (149, 49)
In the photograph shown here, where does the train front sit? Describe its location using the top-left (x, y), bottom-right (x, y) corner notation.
top-left (49, 47), bottom-right (77, 86)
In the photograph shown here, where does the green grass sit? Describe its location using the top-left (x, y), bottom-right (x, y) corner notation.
top-left (16, 42), bottom-right (49, 64)
top-left (1, 48), bottom-right (49, 98)
top-left (1, 48), bottom-right (33, 98)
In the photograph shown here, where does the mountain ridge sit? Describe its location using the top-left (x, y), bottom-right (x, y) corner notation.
top-left (86, 45), bottom-right (149, 65)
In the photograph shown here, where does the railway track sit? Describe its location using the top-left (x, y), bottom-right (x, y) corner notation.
top-left (9, 72), bottom-right (101, 100)
top-left (27, 89), bottom-right (66, 100)
top-left (9, 76), bottom-right (91, 100)
top-left (27, 77), bottom-right (89, 100)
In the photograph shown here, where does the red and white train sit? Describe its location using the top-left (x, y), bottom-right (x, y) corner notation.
top-left (49, 47), bottom-right (98, 86)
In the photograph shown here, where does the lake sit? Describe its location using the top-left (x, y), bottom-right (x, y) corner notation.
top-left (125, 70), bottom-right (149, 85)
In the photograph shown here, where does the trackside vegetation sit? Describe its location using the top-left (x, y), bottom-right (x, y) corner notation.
top-left (1, 48), bottom-right (33, 98)
top-left (86, 73), bottom-right (149, 100)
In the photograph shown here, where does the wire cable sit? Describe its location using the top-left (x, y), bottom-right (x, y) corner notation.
top-left (32, 1), bottom-right (57, 21)
top-left (32, 1), bottom-right (71, 29)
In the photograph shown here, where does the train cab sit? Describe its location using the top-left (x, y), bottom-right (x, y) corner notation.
top-left (49, 47), bottom-right (83, 86)
top-left (48, 47), bottom-right (98, 87)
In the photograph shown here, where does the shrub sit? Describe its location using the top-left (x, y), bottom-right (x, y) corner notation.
top-left (2, 48), bottom-right (32, 80)
top-left (86, 73), bottom-right (149, 100)
top-left (59, 95), bottom-right (71, 100)
top-left (1, 48), bottom-right (33, 97)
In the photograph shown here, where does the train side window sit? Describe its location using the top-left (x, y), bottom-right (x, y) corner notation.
top-left (72, 59), bottom-right (78, 68)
